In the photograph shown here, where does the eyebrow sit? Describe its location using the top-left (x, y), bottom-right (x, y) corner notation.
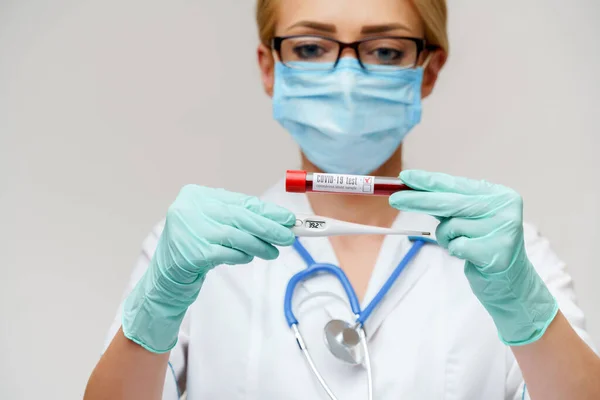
top-left (360, 23), bottom-right (412, 34)
top-left (287, 21), bottom-right (337, 33)
top-left (286, 21), bottom-right (413, 36)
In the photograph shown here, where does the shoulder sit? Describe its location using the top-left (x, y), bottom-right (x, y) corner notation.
top-left (138, 219), bottom-right (165, 261)
top-left (521, 221), bottom-right (566, 278)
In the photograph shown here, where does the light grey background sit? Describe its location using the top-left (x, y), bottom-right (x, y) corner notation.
top-left (1, 1), bottom-right (599, 399)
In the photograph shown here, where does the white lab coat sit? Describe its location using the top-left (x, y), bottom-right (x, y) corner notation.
top-left (105, 179), bottom-right (595, 400)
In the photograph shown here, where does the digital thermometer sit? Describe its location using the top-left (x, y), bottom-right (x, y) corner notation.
top-left (291, 214), bottom-right (430, 237)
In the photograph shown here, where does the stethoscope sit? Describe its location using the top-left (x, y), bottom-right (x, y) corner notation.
top-left (284, 236), bottom-right (438, 400)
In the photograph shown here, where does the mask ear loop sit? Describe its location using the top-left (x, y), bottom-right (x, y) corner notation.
top-left (421, 52), bottom-right (433, 69)
top-left (271, 49), bottom-right (281, 63)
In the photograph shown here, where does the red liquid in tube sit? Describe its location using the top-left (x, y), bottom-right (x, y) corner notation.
top-left (285, 170), bottom-right (411, 196)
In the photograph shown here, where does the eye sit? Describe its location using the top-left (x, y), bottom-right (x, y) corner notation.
top-left (359, 38), bottom-right (417, 68)
top-left (371, 47), bottom-right (405, 63)
top-left (292, 44), bottom-right (327, 60)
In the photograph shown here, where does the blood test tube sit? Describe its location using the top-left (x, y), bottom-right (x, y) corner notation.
top-left (285, 170), bottom-right (412, 196)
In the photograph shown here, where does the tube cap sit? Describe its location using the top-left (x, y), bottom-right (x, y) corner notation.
top-left (286, 170), bottom-right (307, 193)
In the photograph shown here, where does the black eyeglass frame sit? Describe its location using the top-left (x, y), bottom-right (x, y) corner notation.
top-left (272, 35), bottom-right (439, 70)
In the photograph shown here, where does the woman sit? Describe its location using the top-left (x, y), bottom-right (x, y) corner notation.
top-left (85, 0), bottom-right (600, 398)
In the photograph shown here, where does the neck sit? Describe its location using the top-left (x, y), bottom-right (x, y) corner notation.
top-left (302, 146), bottom-right (403, 228)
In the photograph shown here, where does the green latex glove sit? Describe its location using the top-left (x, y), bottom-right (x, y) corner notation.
top-left (389, 170), bottom-right (558, 346)
top-left (122, 185), bottom-right (296, 353)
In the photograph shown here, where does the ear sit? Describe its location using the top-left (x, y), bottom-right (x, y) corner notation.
top-left (421, 49), bottom-right (447, 99)
top-left (257, 43), bottom-right (276, 97)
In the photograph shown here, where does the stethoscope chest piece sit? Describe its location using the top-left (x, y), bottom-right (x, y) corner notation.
top-left (324, 319), bottom-right (365, 365)
top-left (286, 238), bottom-right (430, 400)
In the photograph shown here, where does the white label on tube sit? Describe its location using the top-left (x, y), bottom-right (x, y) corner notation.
top-left (312, 173), bottom-right (375, 194)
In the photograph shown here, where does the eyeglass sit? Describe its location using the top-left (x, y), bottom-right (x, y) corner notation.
top-left (272, 35), bottom-right (437, 71)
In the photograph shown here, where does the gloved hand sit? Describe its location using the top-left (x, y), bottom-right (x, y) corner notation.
top-left (389, 170), bottom-right (558, 345)
top-left (122, 185), bottom-right (296, 353)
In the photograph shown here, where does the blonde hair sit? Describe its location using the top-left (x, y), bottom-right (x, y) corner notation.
top-left (256, 0), bottom-right (449, 53)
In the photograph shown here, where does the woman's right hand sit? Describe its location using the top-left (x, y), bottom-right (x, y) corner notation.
top-left (121, 185), bottom-right (296, 353)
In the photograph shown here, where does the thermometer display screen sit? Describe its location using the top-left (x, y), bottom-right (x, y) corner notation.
top-left (305, 220), bottom-right (326, 230)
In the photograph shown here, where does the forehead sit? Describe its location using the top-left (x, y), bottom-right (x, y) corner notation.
top-left (276, 0), bottom-right (424, 38)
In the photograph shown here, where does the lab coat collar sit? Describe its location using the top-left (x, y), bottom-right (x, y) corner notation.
top-left (261, 180), bottom-right (351, 322)
top-left (360, 212), bottom-right (436, 339)
top-left (261, 179), bottom-right (438, 339)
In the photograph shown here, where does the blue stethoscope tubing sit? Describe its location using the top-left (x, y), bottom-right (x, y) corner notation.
top-left (282, 236), bottom-right (530, 400)
top-left (284, 236), bottom-right (436, 328)
top-left (284, 236), bottom-right (436, 400)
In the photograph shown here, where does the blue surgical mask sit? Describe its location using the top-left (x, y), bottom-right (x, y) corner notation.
top-left (273, 58), bottom-right (424, 175)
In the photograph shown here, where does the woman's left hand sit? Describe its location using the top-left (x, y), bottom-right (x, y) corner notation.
top-left (389, 170), bottom-right (558, 345)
